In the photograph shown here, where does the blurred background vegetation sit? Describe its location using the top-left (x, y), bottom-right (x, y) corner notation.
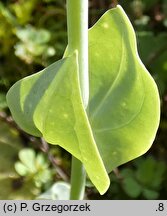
top-left (0, 0), bottom-right (167, 199)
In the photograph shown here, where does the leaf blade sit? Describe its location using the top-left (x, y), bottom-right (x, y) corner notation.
top-left (6, 53), bottom-right (110, 195)
top-left (88, 5), bottom-right (160, 172)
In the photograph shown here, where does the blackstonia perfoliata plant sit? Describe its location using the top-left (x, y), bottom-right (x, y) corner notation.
top-left (6, 1), bottom-right (160, 199)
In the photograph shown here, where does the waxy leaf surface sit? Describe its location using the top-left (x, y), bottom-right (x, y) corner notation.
top-left (6, 54), bottom-right (109, 195)
top-left (6, 6), bottom-right (160, 194)
top-left (88, 6), bottom-right (160, 172)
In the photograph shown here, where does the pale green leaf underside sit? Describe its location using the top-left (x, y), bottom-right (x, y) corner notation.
top-left (6, 54), bottom-right (109, 195)
top-left (6, 5), bottom-right (160, 194)
top-left (88, 6), bottom-right (160, 172)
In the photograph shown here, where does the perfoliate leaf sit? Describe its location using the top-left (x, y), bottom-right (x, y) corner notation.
top-left (6, 5), bottom-right (160, 194)
top-left (7, 53), bottom-right (109, 195)
top-left (88, 5), bottom-right (160, 173)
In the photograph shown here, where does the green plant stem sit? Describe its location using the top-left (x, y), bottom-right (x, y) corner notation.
top-left (66, 0), bottom-right (89, 200)
top-left (70, 156), bottom-right (86, 200)
top-left (67, 0), bottom-right (89, 107)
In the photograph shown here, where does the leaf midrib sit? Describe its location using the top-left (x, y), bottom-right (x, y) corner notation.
top-left (93, 53), bottom-right (146, 132)
top-left (90, 25), bottom-right (124, 121)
